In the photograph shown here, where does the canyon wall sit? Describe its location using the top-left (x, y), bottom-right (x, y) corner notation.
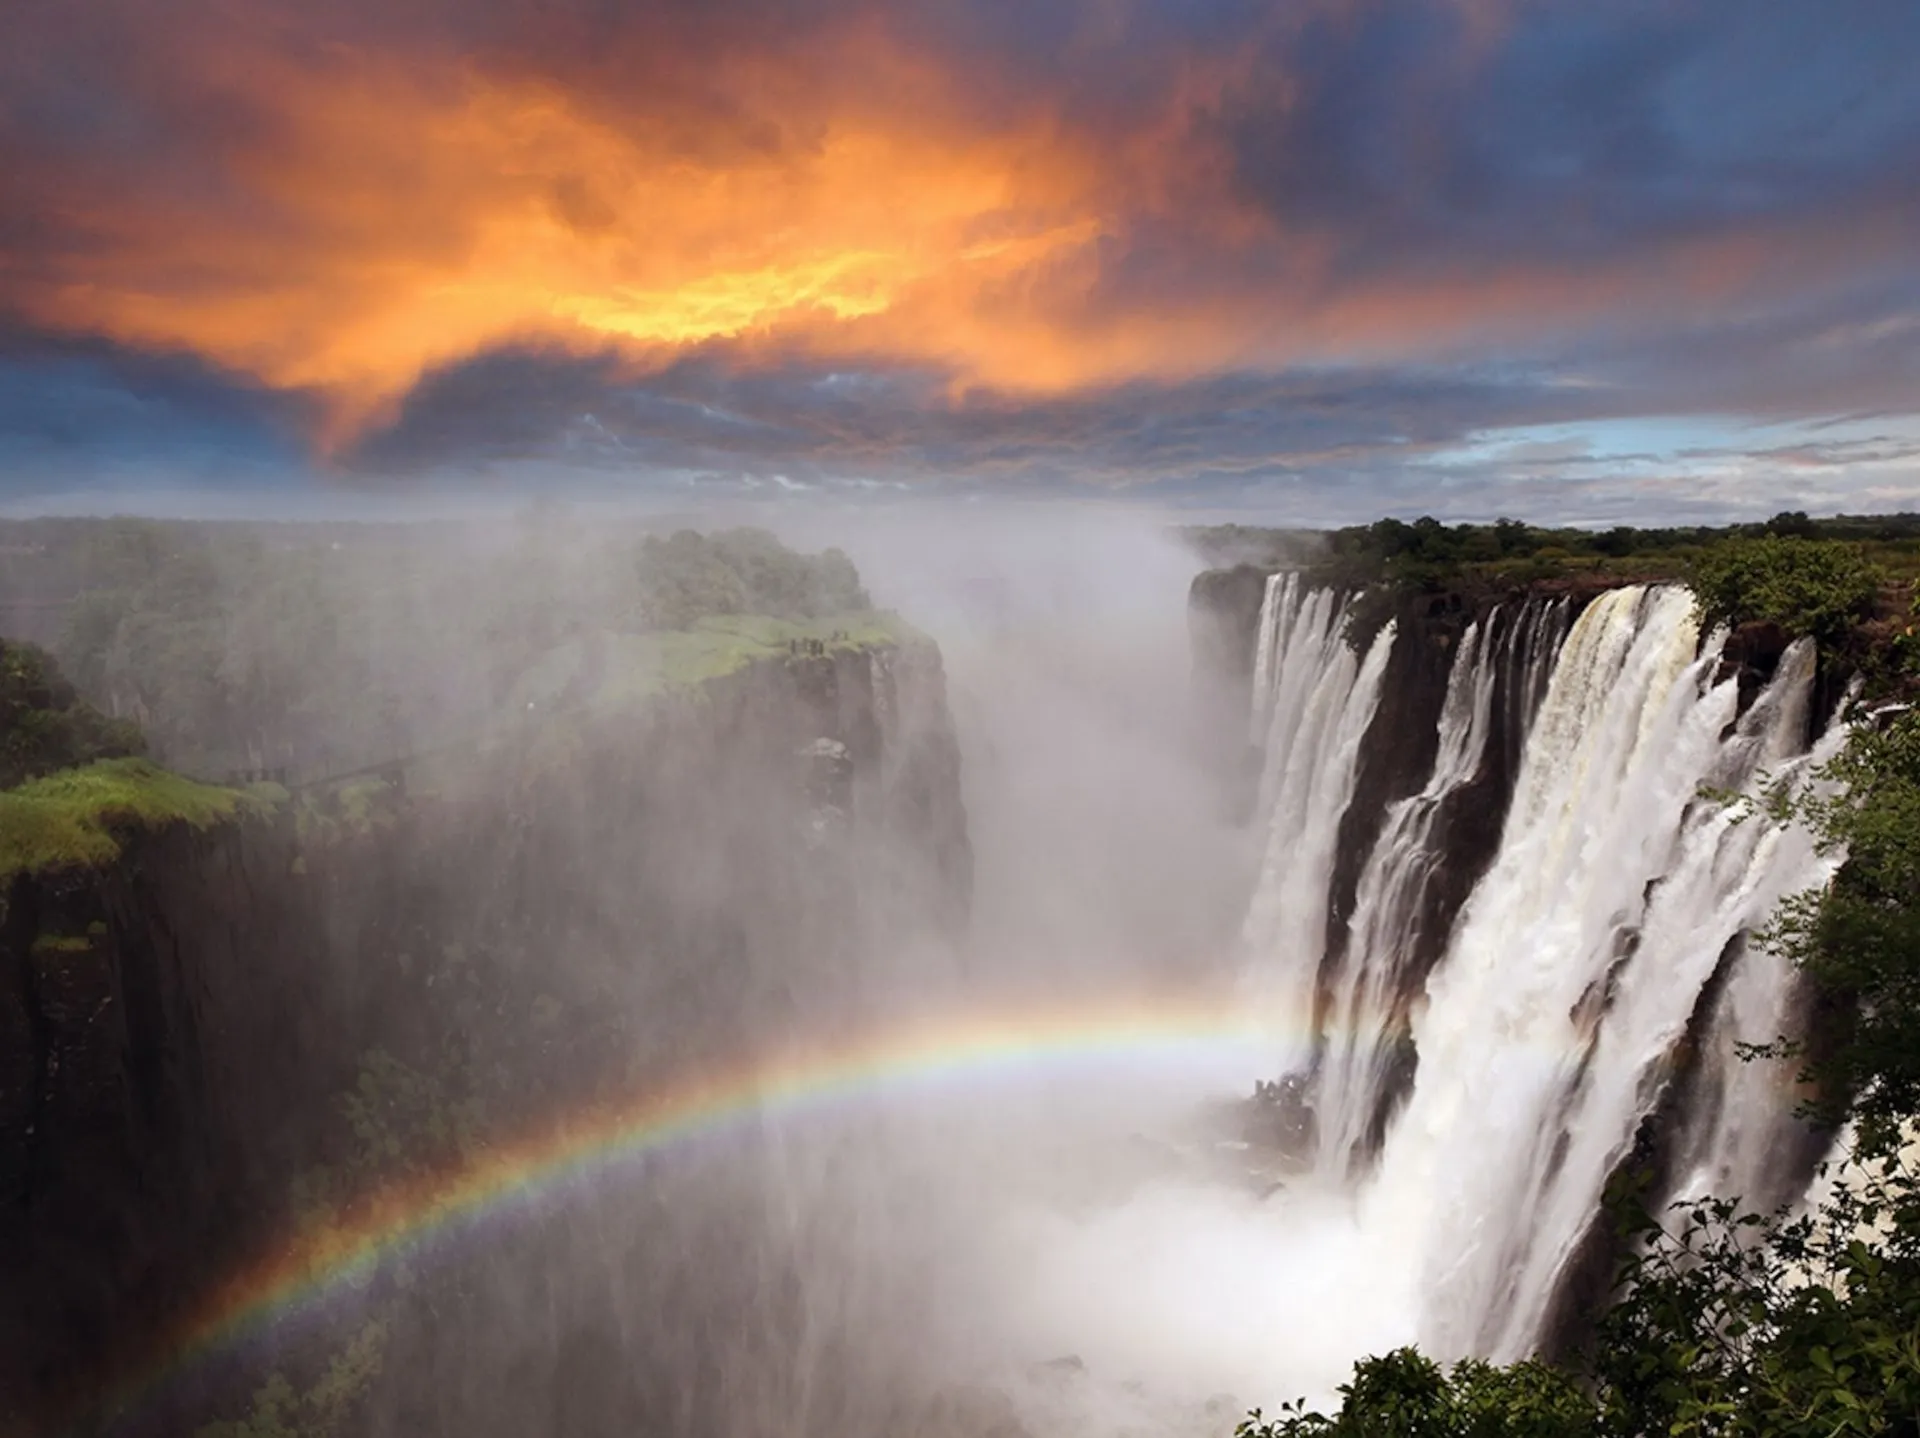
top-left (0, 638), bottom-right (970, 1435)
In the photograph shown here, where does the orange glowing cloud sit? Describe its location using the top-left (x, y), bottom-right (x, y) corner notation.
top-left (8, 36), bottom-right (1142, 444)
top-left (9, 0), bottom-right (1916, 460)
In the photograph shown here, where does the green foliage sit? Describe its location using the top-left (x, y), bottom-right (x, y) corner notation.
top-left (1588, 1176), bottom-right (1920, 1438)
top-left (1250, 1162), bottom-right (1920, 1436)
top-left (1687, 536), bottom-right (1885, 644)
top-left (214, 1051), bottom-right (480, 1438)
top-left (634, 527), bottom-right (870, 630)
top-left (0, 757), bottom-right (258, 880)
top-left (1757, 708), bottom-right (1920, 1149)
top-left (505, 611), bottom-right (915, 719)
top-left (289, 1048), bottom-right (482, 1226)
top-left (1190, 512), bottom-right (1920, 654)
top-left (339, 1049), bottom-right (483, 1176)
top-left (0, 638), bottom-right (143, 788)
top-left (12, 517), bottom-right (885, 780)
top-left (1239, 1350), bottom-right (1598, 1437)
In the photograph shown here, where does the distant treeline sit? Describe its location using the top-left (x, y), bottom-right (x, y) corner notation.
top-left (1187, 511), bottom-right (1920, 678)
top-left (0, 517), bottom-right (875, 783)
top-left (1182, 510), bottom-right (1920, 588)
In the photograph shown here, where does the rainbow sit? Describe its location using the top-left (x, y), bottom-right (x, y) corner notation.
top-left (118, 996), bottom-right (1287, 1415)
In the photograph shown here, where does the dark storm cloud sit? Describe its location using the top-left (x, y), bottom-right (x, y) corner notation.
top-left (0, 326), bottom-right (310, 473)
top-left (347, 338), bottom-right (1602, 499)
top-left (1211, 0), bottom-right (1920, 263)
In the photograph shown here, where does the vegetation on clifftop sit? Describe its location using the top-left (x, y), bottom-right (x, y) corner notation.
top-left (0, 522), bottom-right (914, 875)
top-left (0, 757), bottom-right (258, 880)
top-left (1189, 513), bottom-right (1919, 671)
top-left (0, 516), bottom-right (899, 783)
top-left (633, 527), bottom-right (870, 630)
top-left (1183, 511), bottom-right (1920, 594)
top-left (1688, 536), bottom-right (1887, 645)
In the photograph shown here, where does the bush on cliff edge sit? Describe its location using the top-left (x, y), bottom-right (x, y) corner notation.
top-left (1688, 536), bottom-right (1884, 645)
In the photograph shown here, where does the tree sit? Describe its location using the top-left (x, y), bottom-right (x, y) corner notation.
top-left (1239, 1350), bottom-right (1598, 1438)
top-left (633, 529), bottom-right (871, 629)
top-left (0, 640), bottom-right (144, 789)
top-left (1688, 537), bottom-right (1883, 645)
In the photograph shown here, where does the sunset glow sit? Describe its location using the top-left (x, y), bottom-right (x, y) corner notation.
top-left (3, 0), bottom-right (1917, 507)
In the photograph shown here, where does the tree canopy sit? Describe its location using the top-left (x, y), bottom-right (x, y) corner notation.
top-left (0, 518), bottom-right (880, 781)
top-left (1687, 536), bottom-right (1885, 645)
top-left (0, 639), bottom-right (143, 790)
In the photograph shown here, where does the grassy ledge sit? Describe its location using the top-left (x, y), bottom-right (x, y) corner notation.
top-left (508, 611), bottom-right (923, 716)
top-left (0, 757), bottom-right (259, 882)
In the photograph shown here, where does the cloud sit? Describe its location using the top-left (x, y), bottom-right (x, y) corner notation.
top-left (1, 0), bottom-right (1918, 511)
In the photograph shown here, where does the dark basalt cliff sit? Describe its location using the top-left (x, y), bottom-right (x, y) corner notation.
top-left (0, 639), bottom-right (970, 1435)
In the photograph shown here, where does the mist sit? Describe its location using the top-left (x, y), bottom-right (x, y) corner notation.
top-left (5, 501), bottom-right (1402, 1437)
top-left (4, 495), bottom-right (1842, 1437)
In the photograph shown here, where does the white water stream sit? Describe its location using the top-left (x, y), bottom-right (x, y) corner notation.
top-left (1239, 576), bottom-right (1397, 1065)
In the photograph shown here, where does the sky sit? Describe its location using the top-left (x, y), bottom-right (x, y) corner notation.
top-left (3, 0), bottom-right (1919, 523)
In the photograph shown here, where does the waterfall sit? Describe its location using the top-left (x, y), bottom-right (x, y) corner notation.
top-left (1359, 588), bottom-right (1837, 1358)
top-left (1229, 578), bottom-right (1846, 1363)
top-left (1313, 618), bottom-right (1496, 1176)
top-left (1239, 574), bottom-right (1396, 1060)
top-left (1663, 657), bottom-right (1854, 1216)
top-left (1314, 601), bottom-right (1565, 1178)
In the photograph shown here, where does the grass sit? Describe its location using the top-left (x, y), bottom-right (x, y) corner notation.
top-left (645, 611), bottom-right (920, 693)
top-left (508, 610), bottom-right (923, 716)
top-left (0, 757), bottom-right (261, 881)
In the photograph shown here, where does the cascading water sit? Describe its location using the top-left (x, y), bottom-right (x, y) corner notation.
top-left (1663, 659), bottom-right (1854, 1216)
top-left (1234, 580), bottom-right (1848, 1365)
top-left (1312, 617), bottom-right (1497, 1177)
top-left (1238, 575), bottom-right (1396, 1056)
top-left (1313, 600), bottom-right (1569, 1180)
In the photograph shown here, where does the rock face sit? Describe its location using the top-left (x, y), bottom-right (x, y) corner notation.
top-left (0, 638), bottom-right (971, 1434)
top-left (0, 817), bottom-right (332, 1429)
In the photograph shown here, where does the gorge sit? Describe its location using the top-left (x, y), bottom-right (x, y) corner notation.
top-left (0, 515), bottom-right (1894, 1436)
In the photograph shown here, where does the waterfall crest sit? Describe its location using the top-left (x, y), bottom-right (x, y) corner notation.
top-left (1230, 580), bottom-right (1845, 1362)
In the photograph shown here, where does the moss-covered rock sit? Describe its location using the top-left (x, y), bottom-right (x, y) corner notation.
top-left (503, 611), bottom-right (924, 717)
top-left (0, 757), bottom-right (258, 881)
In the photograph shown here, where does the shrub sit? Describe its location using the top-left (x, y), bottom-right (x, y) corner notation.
top-left (1687, 536), bottom-right (1883, 643)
